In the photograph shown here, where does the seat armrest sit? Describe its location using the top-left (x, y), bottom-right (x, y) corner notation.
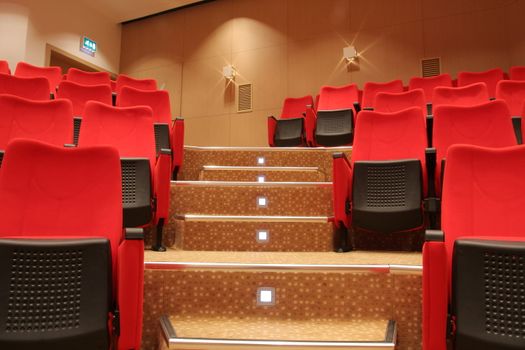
top-left (267, 116), bottom-right (277, 147)
top-left (353, 102), bottom-right (361, 114)
top-left (154, 151), bottom-right (171, 222)
top-left (170, 118), bottom-right (184, 175)
top-left (125, 227), bottom-right (144, 240)
top-left (304, 106), bottom-right (317, 146)
top-left (425, 229), bottom-right (444, 242)
top-left (362, 107), bottom-right (373, 111)
top-left (426, 115), bottom-right (434, 147)
top-left (332, 152), bottom-right (352, 229)
top-left (423, 236), bottom-right (448, 350)
top-left (117, 237), bottom-right (144, 350)
top-left (160, 148), bottom-right (172, 156)
top-left (64, 143), bottom-right (77, 148)
top-left (512, 116), bottom-right (522, 145)
top-left (425, 148), bottom-right (437, 197)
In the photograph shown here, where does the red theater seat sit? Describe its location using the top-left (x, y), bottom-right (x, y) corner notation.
top-left (308, 84), bottom-right (359, 147)
top-left (510, 66), bottom-right (525, 81)
top-left (14, 61), bottom-right (62, 96)
top-left (0, 74), bottom-right (50, 101)
top-left (117, 86), bottom-right (183, 178)
top-left (374, 88), bottom-right (426, 114)
top-left (332, 107), bottom-right (427, 251)
top-left (79, 101), bottom-right (171, 251)
top-left (0, 60), bottom-right (10, 75)
top-left (432, 82), bottom-right (489, 108)
top-left (457, 68), bottom-right (504, 98)
top-left (116, 74), bottom-right (157, 95)
top-left (0, 139), bottom-right (144, 350)
top-left (361, 79), bottom-right (404, 109)
top-left (423, 144), bottom-right (525, 350)
top-left (66, 67), bottom-right (111, 86)
top-left (0, 94), bottom-right (73, 155)
top-left (432, 100), bottom-right (516, 196)
top-left (408, 74), bottom-right (452, 114)
top-left (267, 95), bottom-right (312, 147)
top-left (495, 80), bottom-right (525, 143)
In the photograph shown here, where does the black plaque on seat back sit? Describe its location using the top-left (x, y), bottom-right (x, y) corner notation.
top-left (452, 239), bottom-right (525, 350)
top-left (352, 159), bottom-right (423, 233)
top-left (315, 109), bottom-right (353, 146)
top-left (274, 117), bottom-right (304, 147)
top-left (154, 123), bottom-right (171, 155)
top-left (0, 238), bottom-right (111, 350)
top-left (121, 158), bottom-right (152, 227)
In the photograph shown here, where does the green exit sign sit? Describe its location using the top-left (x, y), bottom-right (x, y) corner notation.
top-left (80, 36), bottom-right (97, 57)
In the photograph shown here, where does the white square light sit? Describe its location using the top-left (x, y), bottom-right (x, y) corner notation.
top-left (257, 175), bottom-right (266, 183)
top-left (256, 229), bottom-right (269, 243)
top-left (257, 156), bottom-right (265, 165)
top-left (257, 287), bottom-right (275, 306)
top-left (257, 196), bottom-right (268, 208)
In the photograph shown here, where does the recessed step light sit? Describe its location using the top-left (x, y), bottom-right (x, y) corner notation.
top-left (257, 175), bottom-right (266, 183)
top-left (256, 229), bottom-right (269, 243)
top-left (257, 196), bottom-right (268, 208)
top-left (257, 287), bottom-right (275, 306)
top-left (257, 156), bottom-right (265, 165)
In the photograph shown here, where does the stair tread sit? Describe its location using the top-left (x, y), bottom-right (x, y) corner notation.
top-left (167, 315), bottom-right (391, 342)
top-left (145, 250), bottom-right (421, 267)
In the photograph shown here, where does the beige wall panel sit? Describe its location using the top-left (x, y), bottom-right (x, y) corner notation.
top-left (232, 45), bottom-right (287, 111)
top-left (181, 56), bottom-right (236, 118)
top-left (287, 33), bottom-right (352, 98)
top-left (286, 0), bottom-right (350, 40)
top-left (350, 21), bottom-right (423, 86)
top-left (229, 110), bottom-right (278, 146)
top-left (232, 0), bottom-right (287, 53)
top-left (120, 12), bottom-right (183, 72)
top-left (184, 114), bottom-right (231, 146)
top-left (182, 0), bottom-right (234, 62)
top-left (349, 0), bottom-right (422, 31)
top-left (423, 8), bottom-right (509, 77)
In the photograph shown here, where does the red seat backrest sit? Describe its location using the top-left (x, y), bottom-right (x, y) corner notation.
top-left (374, 88), bottom-right (426, 114)
top-left (433, 100), bottom-right (516, 194)
top-left (117, 86), bottom-right (171, 124)
top-left (495, 80), bottom-right (525, 116)
top-left (361, 79), bottom-right (404, 109)
top-left (116, 74), bottom-right (157, 95)
top-left (0, 94), bottom-right (73, 149)
top-left (67, 68), bottom-right (111, 87)
top-left (14, 61), bottom-right (62, 94)
top-left (442, 144), bottom-right (525, 272)
top-left (56, 81), bottom-right (112, 116)
top-left (510, 66), bottom-right (525, 81)
top-left (0, 74), bottom-right (50, 101)
top-left (352, 107), bottom-right (428, 193)
top-left (0, 139), bottom-right (122, 264)
top-left (279, 95), bottom-right (313, 119)
top-left (457, 68), bottom-right (504, 98)
top-left (408, 74), bottom-right (453, 103)
top-left (79, 101), bottom-right (156, 169)
top-left (317, 84), bottom-right (359, 111)
top-left (432, 82), bottom-right (489, 108)
top-left (0, 60), bottom-right (10, 75)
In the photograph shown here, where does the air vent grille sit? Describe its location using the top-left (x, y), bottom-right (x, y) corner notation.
top-left (238, 83), bottom-right (252, 113)
top-left (421, 57), bottom-right (441, 77)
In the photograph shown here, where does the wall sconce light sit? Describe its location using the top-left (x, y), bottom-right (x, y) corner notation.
top-left (343, 46), bottom-right (358, 62)
top-left (222, 65), bottom-right (236, 81)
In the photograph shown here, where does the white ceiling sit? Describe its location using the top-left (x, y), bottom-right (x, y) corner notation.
top-left (81, 0), bottom-right (206, 23)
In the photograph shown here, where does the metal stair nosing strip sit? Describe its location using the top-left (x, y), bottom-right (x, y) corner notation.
top-left (176, 214), bottom-right (332, 223)
top-left (185, 145), bottom-right (353, 152)
top-left (159, 316), bottom-right (397, 350)
top-left (171, 180), bottom-right (333, 186)
top-left (201, 165), bottom-right (321, 172)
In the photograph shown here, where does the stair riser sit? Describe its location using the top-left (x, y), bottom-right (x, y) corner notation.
top-left (142, 269), bottom-right (421, 350)
top-left (171, 220), bottom-right (334, 251)
top-left (179, 148), bottom-right (351, 181)
top-left (171, 185), bottom-right (333, 216)
top-left (199, 169), bottom-right (326, 182)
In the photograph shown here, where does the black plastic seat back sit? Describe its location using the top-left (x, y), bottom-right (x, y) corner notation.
top-left (121, 158), bottom-right (152, 227)
top-left (274, 117), bottom-right (304, 147)
top-left (352, 159), bottom-right (423, 232)
top-left (452, 239), bottom-right (525, 350)
top-left (153, 123), bottom-right (171, 155)
top-left (315, 109), bottom-right (353, 146)
top-left (0, 238), bottom-right (111, 350)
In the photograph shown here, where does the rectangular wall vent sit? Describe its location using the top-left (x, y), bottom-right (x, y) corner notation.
top-left (421, 57), bottom-right (441, 77)
top-left (238, 83), bottom-right (253, 113)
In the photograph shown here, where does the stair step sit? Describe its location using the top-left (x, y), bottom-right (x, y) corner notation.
top-left (158, 316), bottom-right (396, 350)
top-left (143, 251), bottom-right (421, 350)
top-left (163, 215), bottom-right (334, 251)
top-left (170, 181), bottom-right (333, 216)
top-left (199, 165), bottom-right (327, 182)
top-left (179, 146), bottom-right (352, 181)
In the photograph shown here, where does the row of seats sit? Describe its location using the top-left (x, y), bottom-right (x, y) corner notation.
top-left (269, 66), bottom-right (525, 147)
